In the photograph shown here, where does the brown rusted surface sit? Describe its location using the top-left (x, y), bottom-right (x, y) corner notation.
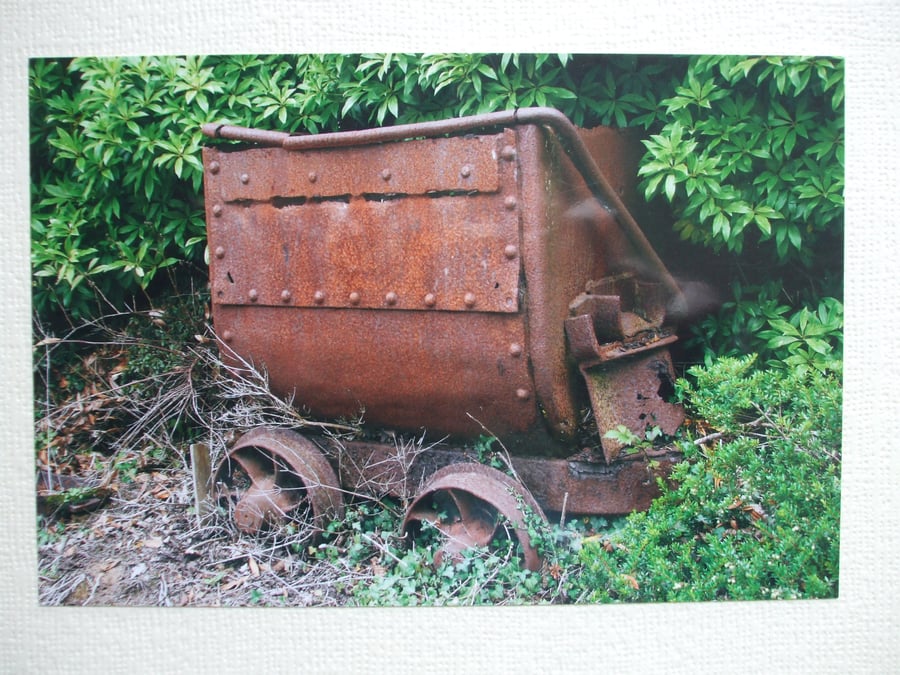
top-left (208, 134), bottom-right (501, 203)
top-left (206, 190), bottom-right (521, 313)
top-left (204, 107), bottom-right (688, 517)
top-left (215, 306), bottom-right (537, 442)
top-left (402, 462), bottom-right (546, 571)
top-left (204, 108), bottom-right (685, 306)
top-left (571, 274), bottom-right (669, 342)
top-left (579, 352), bottom-right (684, 463)
top-left (565, 272), bottom-right (685, 463)
top-left (332, 438), bottom-right (678, 517)
top-left (213, 427), bottom-right (343, 535)
top-left (517, 123), bottom-right (623, 443)
top-left (512, 451), bottom-right (681, 515)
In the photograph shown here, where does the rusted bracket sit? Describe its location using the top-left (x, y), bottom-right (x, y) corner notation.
top-left (565, 276), bottom-right (685, 464)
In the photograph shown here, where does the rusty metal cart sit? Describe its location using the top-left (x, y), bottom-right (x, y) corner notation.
top-left (199, 107), bottom-right (686, 569)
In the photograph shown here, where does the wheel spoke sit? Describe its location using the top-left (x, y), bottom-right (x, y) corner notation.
top-left (212, 428), bottom-right (344, 538)
top-left (405, 503), bottom-right (442, 526)
top-left (403, 463), bottom-right (547, 571)
top-left (445, 488), bottom-right (498, 548)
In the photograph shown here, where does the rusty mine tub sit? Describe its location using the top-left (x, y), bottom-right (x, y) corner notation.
top-left (199, 107), bottom-right (687, 569)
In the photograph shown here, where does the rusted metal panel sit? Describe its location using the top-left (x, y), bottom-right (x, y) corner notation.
top-left (580, 351), bottom-right (684, 464)
top-left (215, 305), bottom-right (537, 440)
top-left (205, 109), bottom-right (684, 306)
top-left (565, 272), bottom-right (685, 463)
top-left (207, 193), bottom-right (521, 313)
top-left (206, 133), bottom-right (503, 203)
top-left (517, 123), bottom-right (638, 446)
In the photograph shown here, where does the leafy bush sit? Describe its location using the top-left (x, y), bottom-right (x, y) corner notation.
top-left (634, 56), bottom-right (843, 367)
top-left (638, 56), bottom-right (843, 265)
top-left (578, 355), bottom-right (841, 602)
top-left (687, 281), bottom-right (843, 372)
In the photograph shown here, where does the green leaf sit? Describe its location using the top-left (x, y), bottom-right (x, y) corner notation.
top-left (787, 224), bottom-right (803, 250)
top-left (664, 174), bottom-right (677, 202)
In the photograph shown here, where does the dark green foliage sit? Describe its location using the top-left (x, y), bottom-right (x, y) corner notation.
top-left (638, 56), bottom-right (843, 265)
top-left (686, 281), bottom-right (843, 372)
top-left (30, 57), bottom-right (207, 320)
top-left (579, 356), bottom-right (841, 602)
top-left (635, 56), bottom-right (843, 367)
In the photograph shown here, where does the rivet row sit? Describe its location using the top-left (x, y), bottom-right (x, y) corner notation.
top-left (230, 288), bottom-right (495, 309)
top-left (211, 164), bottom-right (492, 186)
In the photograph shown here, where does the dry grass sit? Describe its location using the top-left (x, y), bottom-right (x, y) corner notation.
top-left (33, 302), bottom-right (444, 606)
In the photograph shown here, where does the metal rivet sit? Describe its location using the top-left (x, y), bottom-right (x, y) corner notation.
top-left (222, 330), bottom-right (234, 342)
top-left (281, 289), bottom-right (291, 303)
top-left (501, 145), bottom-right (517, 161)
top-left (381, 169), bottom-right (392, 181)
top-left (464, 292), bottom-right (476, 308)
top-left (214, 246), bottom-right (226, 259)
top-left (504, 196), bottom-right (517, 210)
top-left (248, 289), bottom-right (258, 302)
top-left (240, 173), bottom-right (250, 184)
top-left (504, 244), bottom-right (518, 260)
top-left (385, 291), bottom-right (398, 306)
top-left (509, 343), bottom-right (523, 358)
top-left (424, 293), bottom-right (436, 307)
top-left (516, 388), bottom-right (530, 401)
top-left (208, 161), bottom-right (220, 174)
top-left (313, 290), bottom-right (325, 304)
top-left (349, 291), bottom-right (361, 306)
top-left (460, 165), bottom-right (472, 178)
top-left (308, 171), bottom-right (318, 183)
top-left (212, 204), bottom-right (223, 216)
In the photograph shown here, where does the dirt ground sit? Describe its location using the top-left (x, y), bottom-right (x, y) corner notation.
top-left (36, 464), bottom-right (359, 608)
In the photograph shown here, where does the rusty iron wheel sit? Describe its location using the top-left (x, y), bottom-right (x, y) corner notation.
top-left (213, 427), bottom-right (344, 538)
top-left (402, 463), bottom-right (547, 572)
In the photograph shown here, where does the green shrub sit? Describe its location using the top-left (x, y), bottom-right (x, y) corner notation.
top-left (578, 356), bottom-right (841, 602)
top-left (635, 56), bottom-right (843, 365)
top-left (637, 56), bottom-right (843, 265)
top-left (687, 281), bottom-right (843, 372)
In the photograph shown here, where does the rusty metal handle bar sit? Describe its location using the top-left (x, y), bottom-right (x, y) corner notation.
top-left (202, 108), bottom-right (684, 309)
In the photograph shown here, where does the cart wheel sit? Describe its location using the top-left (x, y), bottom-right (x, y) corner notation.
top-left (402, 463), bottom-right (546, 571)
top-left (213, 427), bottom-right (343, 538)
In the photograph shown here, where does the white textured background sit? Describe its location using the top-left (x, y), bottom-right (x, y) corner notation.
top-left (2, 1), bottom-right (897, 672)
